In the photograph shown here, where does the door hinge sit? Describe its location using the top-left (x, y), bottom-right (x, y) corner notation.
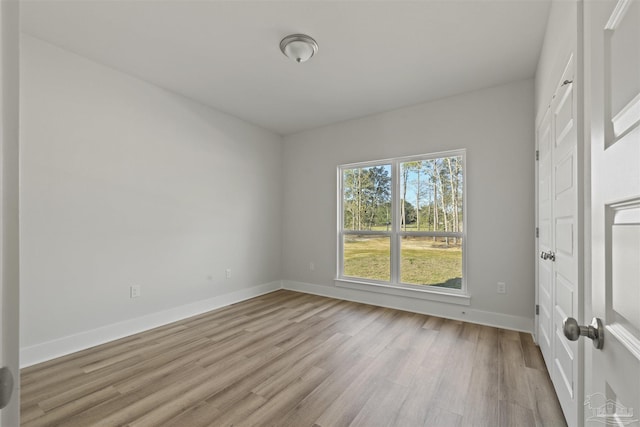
top-left (535, 150), bottom-right (539, 161)
top-left (536, 227), bottom-right (539, 238)
top-left (535, 304), bottom-right (540, 315)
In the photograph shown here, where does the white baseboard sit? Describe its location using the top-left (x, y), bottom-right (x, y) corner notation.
top-left (22, 279), bottom-right (534, 367)
top-left (20, 281), bottom-right (283, 368)
top-left (283, 280), bottom-right (533, 333)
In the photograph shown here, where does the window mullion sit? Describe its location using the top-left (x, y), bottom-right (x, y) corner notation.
top-left (391, 160), bottom-right (400, 284)
top-left (337, 167), bottom-right (344, 278)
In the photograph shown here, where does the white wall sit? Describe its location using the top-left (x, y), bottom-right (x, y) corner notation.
top-left (282, 79), bottom-right (536, 331)
top-left (1, 0), bottom-right (21, 424)
top-left (20, 35), bottom-right (283, 365)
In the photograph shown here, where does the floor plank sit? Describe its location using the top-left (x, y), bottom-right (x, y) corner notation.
top-left (21, 290), bottom-right (567, 427)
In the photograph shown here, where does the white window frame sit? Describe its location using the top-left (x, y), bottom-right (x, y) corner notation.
top-left (336, 149), bottom-right (469, 305)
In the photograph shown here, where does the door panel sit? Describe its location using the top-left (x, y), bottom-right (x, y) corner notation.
top-left (556, 274), bottom-right (574, 319)
top-left (611, 203), bottom-right (640, 332)
top-left (552, 56), bottom-right (581, 427)
top-left (587, 0), bottom-right (640, 426)
top-left (556, 219), bottom-right (574, 255)
top-left (538, 108), bottom-right (554, 362)
top-left (608, 0), bottom-right (640, 140)
top-left (555, 329), bottom-right (575, 398)
top-left (556, 98), bottom-right (575, 147)
top-left (556, 156), bottom-right (575, 197)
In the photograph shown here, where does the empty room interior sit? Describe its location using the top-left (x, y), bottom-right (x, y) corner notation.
top-left (2, 0), bottom-right (639, 426)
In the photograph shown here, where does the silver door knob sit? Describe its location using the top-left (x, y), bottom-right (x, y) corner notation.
top-left (563, 317), bottom-right (604, 349)
top-left (539, 251), bottom-right (556, 261)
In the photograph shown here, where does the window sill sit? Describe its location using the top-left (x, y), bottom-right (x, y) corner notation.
top-left (334, 279), bottom-right (471, 306)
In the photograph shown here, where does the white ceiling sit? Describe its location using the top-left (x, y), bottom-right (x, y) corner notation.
top-left (21, 0), bottom-right (551, 135)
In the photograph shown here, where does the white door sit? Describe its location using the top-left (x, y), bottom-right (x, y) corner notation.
top-left (537, 54), bottom-right (583, 427)
top-left (0, 1), bottom-right (20, 425)
top-left (583, 0), bottom-right (640, 426)
top-left (553, 55), bottom-right (583, 427)
top-left (538, 107), bottom-right (554, 369)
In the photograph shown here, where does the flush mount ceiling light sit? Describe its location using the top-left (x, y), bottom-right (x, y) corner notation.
top-left (280, 34), bottom-right (318, 63)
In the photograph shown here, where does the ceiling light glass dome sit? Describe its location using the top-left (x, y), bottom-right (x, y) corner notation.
top-left (280, 34), bottom-right (318, 63)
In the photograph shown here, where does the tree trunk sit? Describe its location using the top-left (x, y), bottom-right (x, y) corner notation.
top-left (401, 167), bottom-right (409, 231)
top-left (436, 164), bottom-right (448, 245)
top-left (446, 158), bottom-right (458, 243)
top-left (416, 166), bottom-right (420, 230)
top-left (432, 160), bottom-right (438, 241)
top-left (356, 169), bottom-right (362, 230)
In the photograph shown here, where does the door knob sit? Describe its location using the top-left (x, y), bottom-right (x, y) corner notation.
top-left (539, 251), bottom-right (556, 261)
top-left (563, 317), bottom-right (604, 349)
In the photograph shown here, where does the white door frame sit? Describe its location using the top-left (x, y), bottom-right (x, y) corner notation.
top-left (0, 0), bottom-right (21, 425)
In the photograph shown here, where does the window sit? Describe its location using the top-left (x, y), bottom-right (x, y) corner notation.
top-left (338, 150), bottom-right (466, 295)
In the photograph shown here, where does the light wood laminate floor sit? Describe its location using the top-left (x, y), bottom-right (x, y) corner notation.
top-left (21, 290), bottom-right (567, 426)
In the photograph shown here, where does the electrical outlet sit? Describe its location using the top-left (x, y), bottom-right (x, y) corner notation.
top-left (130, 285), bottom-right (141, 298)
top-left (225, 268), bottom-right (232, 279)
top-left (497, 282), bottom-right (506, 294)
